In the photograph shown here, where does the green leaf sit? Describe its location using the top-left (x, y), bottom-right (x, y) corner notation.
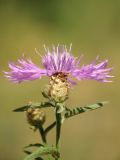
top-left (24, 146), bottom-right (59, 160)
top-left (24, 150), bottom-right (44, 160)
top-left (35, 158), bottom-right (44, 160)
top-left (64, 101), bottom-right (108, 119)
top-left (24, 150), bottom-right (32, 155)
top-left (24, 143), bottom-right (44, 149)
top-left (13, 105), bottom-right (30, 112)
top-left (13, 101), bottom-right (54, 112)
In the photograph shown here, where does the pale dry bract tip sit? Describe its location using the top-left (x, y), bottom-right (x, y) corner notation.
top-left (35, 48), bottom-right (42, 58)
top-left (69, 43), bottom-right (72, 52)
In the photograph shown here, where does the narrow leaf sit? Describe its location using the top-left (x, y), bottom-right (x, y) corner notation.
top-left (13, 105), bottom-right (30, 112)
top-left (24, 143), bottom-right (44, 149)
top-left (24, 147), bottom-right (58, 160)
top-left (65, 101), bottom-right (108, 119)
top-left (24, 150), bottom-right (32, 155)
top-left (24, 150), bottom-right (44, 160)
top-left (13, 101), bottom-right (54, 112)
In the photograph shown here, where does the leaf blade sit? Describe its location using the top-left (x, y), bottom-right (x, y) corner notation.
top-left (64, 101), bottom-right (108, 119)
top-left (13, 101), bottom-right (54, 112)
top-left (24, 146), bottom-right (58, 160)
top-left (24, 143), bottom-right (44, 149)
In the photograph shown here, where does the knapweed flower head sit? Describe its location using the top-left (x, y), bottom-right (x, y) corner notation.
top-left (5, 45), bottom-right (113, 84)
top-left (26, 108), bottom-right (46, 127)
top-left (5, 45), bottom-right (113, 102)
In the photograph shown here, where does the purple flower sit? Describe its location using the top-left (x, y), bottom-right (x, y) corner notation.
top-left (4, 45), bottom-right (113, 84)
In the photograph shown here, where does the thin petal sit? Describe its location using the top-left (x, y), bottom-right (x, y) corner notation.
top-left (42, 45), bottom-right (81, 75)
top-left (4, 58), bottom-right (47, 83)
top-left (72, 58), bottom-right (113, 82)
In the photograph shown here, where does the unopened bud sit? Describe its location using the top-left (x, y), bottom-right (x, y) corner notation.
top-left (26, 108), bottom-right (46, 127)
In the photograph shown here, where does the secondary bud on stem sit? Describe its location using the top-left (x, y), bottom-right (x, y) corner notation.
top-left (45, 73), bottom-right (69, 102)
top-left (26, 108), bottom-right (46, 127)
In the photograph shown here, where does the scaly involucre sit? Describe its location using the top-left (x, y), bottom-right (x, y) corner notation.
top-left (4, 45), bottom-right (113, 84)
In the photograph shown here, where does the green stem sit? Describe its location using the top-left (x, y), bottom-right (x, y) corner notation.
top-left (55, 109), bottom-right (62, 160)
top-left (44, 121), bottom-right (56, 135)
top-left (38, 125), bottom-right (47, 144)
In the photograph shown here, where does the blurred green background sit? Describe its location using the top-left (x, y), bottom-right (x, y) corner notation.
top-left (0, 0), bottom-right (119, 160)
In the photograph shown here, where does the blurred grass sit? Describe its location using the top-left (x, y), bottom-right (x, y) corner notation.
top-left (0, 0), bottom-right (119, 160)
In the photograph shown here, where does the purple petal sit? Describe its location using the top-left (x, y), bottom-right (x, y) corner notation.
top-left (42, 45), bottom-right (80, 76)
top-left (5, 46), bottom-right (113, 85)
top-left (72, 58), bottom-right (113, 82)
top-left (4, 58), bottom-right (47, 83)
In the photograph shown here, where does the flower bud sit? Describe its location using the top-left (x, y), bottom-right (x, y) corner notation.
top-left (26, 108), bottom-right (46, 127)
